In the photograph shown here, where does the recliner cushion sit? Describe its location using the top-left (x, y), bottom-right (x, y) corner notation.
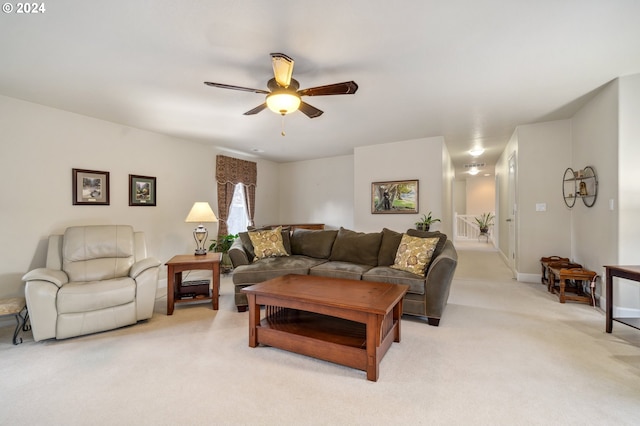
top-left (57, 277), bottom-right (136, 314)
top-left (63, 225), bottom-right (135, 282)
top-left (329, 227), bottom-right (382, 266)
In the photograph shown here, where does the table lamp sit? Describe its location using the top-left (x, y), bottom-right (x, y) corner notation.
top-left (185, 202), bottom-right (218, 255)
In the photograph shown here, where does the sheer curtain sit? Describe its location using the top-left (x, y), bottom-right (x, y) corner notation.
top-left (215, 155), bottom-right (256, 235)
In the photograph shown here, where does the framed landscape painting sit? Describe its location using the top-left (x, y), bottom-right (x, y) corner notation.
top-left (129, 174), bottom-right (156, 206)
top-left (72, 168), bottom-right (110, 205)
top-left (371, 179), bottom-right (418, 214)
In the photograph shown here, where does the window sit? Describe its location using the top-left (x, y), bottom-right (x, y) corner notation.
top-left (226, 183), bottom-right (250, 235)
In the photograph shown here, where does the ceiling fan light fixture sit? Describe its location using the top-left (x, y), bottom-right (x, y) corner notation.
top-left (266, 92), bottom-right (301, 115)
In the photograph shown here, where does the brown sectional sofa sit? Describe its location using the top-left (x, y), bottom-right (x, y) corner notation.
top-left (229, 227), bottom-right (458, 326)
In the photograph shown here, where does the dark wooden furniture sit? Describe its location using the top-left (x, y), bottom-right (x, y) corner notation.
top-left (548, 266), bottom-right (596, 305)
top-left (605, 265), bottom-right (640, 333)
top-left (165, 253), bottom-right (221, 315)
top-left (262, 223), bottom-right (325, 231)
top-left (242, 274), bottom-right (409, 381)
top-left (541, 258), bottom-right (582, 293)
top-left (540, 256), bottom-right (569, 285)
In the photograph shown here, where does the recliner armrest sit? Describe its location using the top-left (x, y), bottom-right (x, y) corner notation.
top-left (22, 268), bottom-right (68, 288)
top-left (130, 257), bottom-right (161, 279)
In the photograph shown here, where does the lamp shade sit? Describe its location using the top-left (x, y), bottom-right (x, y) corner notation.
top-left (185, 202), bottom-right (218, 223)
top-left (266, 92), bottom-right (301, 115)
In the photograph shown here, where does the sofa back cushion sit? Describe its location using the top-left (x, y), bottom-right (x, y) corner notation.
top-left (329, 227), bottom-right (382, 266)
top-left (63, 225), bottom-right (135, 282)
top-left (378, 228), bottom-right (403, 266)
top-left (290, 229), bottom-right (338, 259)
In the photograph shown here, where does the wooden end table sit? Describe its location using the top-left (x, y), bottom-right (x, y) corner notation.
top-left (242, 274), bottom-right (409, 382)
top-left (165, 253), bottom-right (221, 315)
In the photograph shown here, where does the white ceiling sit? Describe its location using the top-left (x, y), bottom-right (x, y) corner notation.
top-left (2, 1), bottom-right (640, 178)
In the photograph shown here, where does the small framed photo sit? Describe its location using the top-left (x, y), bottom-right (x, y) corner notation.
top-left (371, 179), bottom-right (419, 214)
top-left (129, 174), bottom-right (156, 206)
top-left (72, 168), bottom-right (110, 205)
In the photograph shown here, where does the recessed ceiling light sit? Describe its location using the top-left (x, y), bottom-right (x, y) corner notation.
top-left (468, 168), bottom-right (480, 175)
top-left (469, 147), bottom-right (484, 157)
top-left (251, 148), bottom-right (264, 153)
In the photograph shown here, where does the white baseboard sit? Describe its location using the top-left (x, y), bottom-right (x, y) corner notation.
top-left (517, 273), bottom-right (540, 283)
top-left (612, 305), bottom-right (640, 318)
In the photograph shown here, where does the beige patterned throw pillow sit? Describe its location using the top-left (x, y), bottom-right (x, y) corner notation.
top-left (391, 234), bottom-right (439, 276)
top-left (248, 226), bottom-right (289, 261)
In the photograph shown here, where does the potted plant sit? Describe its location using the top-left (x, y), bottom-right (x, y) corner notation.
top-left (474, 213), bottom-right (495, 234)
top-left (209, 234), bottom-right (238, 272)
top-left (415, 211), bottom-right (441, 231)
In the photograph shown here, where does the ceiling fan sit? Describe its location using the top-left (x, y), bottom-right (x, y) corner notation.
top-left (204, 53), bottom-right (358, 119)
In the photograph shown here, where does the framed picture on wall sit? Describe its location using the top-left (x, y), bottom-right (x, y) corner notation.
top-left (72, 168), bottom-right (110, 205)
top-left (129, 174), bottom-right (156, 206)
top-left (371, 179), bottom-right (419, 214)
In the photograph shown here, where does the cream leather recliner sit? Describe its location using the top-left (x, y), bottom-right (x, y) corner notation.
top-left (22, 225), bottom-right (160, 341)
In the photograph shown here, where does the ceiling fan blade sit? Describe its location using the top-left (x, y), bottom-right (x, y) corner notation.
top-left (243, 103), bottom-right (268, 115)
top-left (298, 101), bottom-right (324, 119)
top-left (204, 82), bottom-right (269, 94)
top-left (297, 81), bottom-right (359, 97)
top-left (270, 53), bottom-right (294, 88)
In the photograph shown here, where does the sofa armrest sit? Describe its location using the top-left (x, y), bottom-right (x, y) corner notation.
top-left (229, 238), bottom-right (250, 267)
top-left (424, 241), bottom-right (458, 320)
top-left (130, 257), bottom-right (161, 279)
top-left (22, 268), bottom-right (68, 288)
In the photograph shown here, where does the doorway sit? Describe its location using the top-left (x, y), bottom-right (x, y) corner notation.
top-left (507, 153), bottom-right (517, 276)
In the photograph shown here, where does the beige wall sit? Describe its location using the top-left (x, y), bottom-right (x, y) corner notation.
top-left (277, 155), bottom-right (354, 230)
top-left (617, 75), bottom-right (640, 312)
top-left (353, 137), bottom-right (449, 235)
top-left (465, 176), bottom-right (495, 215)
top-left (496, 121), bottom-right (572, 281)
top-left (571, 80), bottom-right (619, 301)
top-left (0, 95), bottom-right (280, 298)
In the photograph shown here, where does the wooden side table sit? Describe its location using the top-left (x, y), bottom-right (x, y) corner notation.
top-left (548, 266), bottom-right (596, 305)
top-left (165, 253), bottom-right (221, 315)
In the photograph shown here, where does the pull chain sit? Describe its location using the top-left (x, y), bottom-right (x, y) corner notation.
top-left (281, 113), bottom-right (286, 136)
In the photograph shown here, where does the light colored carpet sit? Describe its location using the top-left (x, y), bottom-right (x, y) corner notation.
top-left (2, 248), bottom-right (640, 425)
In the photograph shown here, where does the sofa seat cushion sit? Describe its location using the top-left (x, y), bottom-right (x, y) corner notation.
top-left (363, 267), bottom-right (426, 295)
top-left (57, 277), bottom-right (136, 314)
top-left (232, 256), bottom-right (327, 285)
top-left (310, 261), bottom-right (373, 280)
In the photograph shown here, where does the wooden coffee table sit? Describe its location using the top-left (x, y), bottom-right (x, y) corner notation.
top-left (241, 274), bottom-right (409, 381)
